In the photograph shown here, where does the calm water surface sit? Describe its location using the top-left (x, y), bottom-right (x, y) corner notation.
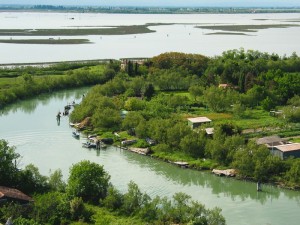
top-left (0, 88), bottom-right (300, 225)
top-left (0, 12), bottom-right (300, 63)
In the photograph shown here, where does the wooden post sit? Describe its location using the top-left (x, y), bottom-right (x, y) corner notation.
top-left (257, 181), bottom-right (262, 192)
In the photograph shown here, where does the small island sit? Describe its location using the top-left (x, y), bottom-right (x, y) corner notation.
top-left (1, 49), bottom-right (300, 225)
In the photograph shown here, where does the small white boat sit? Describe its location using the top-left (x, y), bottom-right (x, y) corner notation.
top-left (72, 131), bottom-right (80, 139)
top-left (82, 142), bottom-right (97, 148)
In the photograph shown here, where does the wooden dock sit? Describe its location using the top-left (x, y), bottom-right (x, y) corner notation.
top-left (128, 147), bottom-right (150, 155)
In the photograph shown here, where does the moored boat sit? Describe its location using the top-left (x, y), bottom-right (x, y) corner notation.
top-left (72, 131), bottom-right (80, 139)
top-left (82, 141), bottom-right (97, 148)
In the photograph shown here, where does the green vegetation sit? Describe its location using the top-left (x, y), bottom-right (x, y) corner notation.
top-left (196, 24), bottom-right (299, 32)
top-left (0, 38), bottom-right (91, 44)
top-left (2, 4), bottom-right (300, 14)
top-left (1, 50), bottom-right (300, 225)
top-left (0, 25), bottom-right (155, 36)
top-left (0, 139), bottom-right (226, 225)
top-left (0, 60), bottom-right (119, 108)
top-left (69, 50), bottom-right (300, 188)
top-left (206, 32), bottom-right (249, 36)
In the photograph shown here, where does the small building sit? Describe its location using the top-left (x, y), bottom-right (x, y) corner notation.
top-left (271, 143), bottom-right (300, 159)
top-left (0, 186), bottom-right (33, 205)
top-left (187, 117), bottom-right (211, 129)
top-left (256, 135), bottom-right (287, 148)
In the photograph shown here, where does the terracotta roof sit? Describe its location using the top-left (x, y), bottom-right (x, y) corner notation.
top-left (188, 117), bottom-right (211, 123)
top-left (0, 186), bottom-right (33, 202)
top-left (275, 143), bottom-right (300, 152)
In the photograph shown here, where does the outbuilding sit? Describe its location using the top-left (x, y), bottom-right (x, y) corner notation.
top-left (271, 143), bottom-right (300, 159)
top-left (187, 117), bottom-right (211, 129)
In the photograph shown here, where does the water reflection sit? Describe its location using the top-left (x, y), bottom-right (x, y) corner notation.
top-left (0, 87), bottom-right (89, 115)
top-left (1, 86), bottom-right (300, 225)
top-left (123, 151), bottom-right (286, 204)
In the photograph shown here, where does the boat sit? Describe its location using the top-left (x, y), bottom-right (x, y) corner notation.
top-left (82, 141), bottom-right (97, 148)
top-left (72, 131), bottom-right (80, 139)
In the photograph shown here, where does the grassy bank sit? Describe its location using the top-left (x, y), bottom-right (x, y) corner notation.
top-left (196, 24), bottom-right (299, 32)
top-left (0, 61), bottom-right (116, 108)
top-left (0, 38), bottom-right (91, 44)
top-left (0, 25), bottom-right (155, 36)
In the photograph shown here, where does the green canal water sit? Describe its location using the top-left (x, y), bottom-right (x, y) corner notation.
top-left (0, 87), bottom-right (299, 225)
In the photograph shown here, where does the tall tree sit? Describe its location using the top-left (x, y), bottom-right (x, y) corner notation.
top-left (67, 160), bottom-right (110, 203)
top-left (0, 140), bottom-right (20, 186)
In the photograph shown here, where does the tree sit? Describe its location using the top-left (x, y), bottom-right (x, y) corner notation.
top-left (103, 68), bottom-right (116, 81)
top-left (143, 83), bottom-right (155, 100)
top-left (18, 164), bottom-right (49, 194)
top-left (171, 192), bottom-right (191, 223)
top-left (124, 98), bottom-right (146, 111)
top-left (48, 169), bottom-right (66, 192)
top-left (189, 85), bottom-right (203, 101)
top-left (203, 86), bottom-right (238, 112)
top-left (69, 197), bottom-right (92, 222)
top-left (32, 192), bottom-right (69, 225)
top-left (0, 140), bottom-right (20, 186)
top-left (122, 181), bottom-right (148, 216)
top-left (285, 159), bottom-right (300, 186)
top-left (101, 185), bottom-right (123, 211)
top-left (91, 108), bottom-right (122, 131)
top-left (67, 160), bottom-right (110, 203)
top-left (180, 132), bottom-right (206, 158)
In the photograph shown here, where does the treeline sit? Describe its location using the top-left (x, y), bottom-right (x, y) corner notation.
top-left (0, 61), bottom-right (119, 108)
top-left (2, 5), bottom-right (300, 14)
top-left (70, 50), bottom-right (300, 187)
top-left (0, 139), bottom-right (226, 225)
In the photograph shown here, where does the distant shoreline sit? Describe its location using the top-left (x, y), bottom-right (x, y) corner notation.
top-left (1, 5), bottom-right (300, 14)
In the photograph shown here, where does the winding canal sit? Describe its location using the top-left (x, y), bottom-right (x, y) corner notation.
top-left (0, 87), bottom-right (299, 225)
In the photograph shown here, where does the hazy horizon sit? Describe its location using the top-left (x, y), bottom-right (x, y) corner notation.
top-left (1, 0), bottom-right (300, 7)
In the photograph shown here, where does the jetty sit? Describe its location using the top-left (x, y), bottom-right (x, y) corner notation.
top-left (127, 147), bottom-right (150, 155)
top-left (212, 169), bottom-right (236, 177)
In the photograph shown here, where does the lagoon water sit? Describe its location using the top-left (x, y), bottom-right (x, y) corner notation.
top-left (0, 88), bottom-right (300, 225)
top-left (1, 12), bottom-right (300, 225)
top-left (0, 12), bottom-right (300, 63)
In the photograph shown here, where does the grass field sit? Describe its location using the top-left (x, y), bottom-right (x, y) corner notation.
top-left (167, 90), bottom-right (284, 130)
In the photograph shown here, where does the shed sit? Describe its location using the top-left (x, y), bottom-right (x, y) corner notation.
top-left (187, 117), bottom-right (211, 129)
top-left (271, 143), bottom-right (300, 159)
top-left (0, 186), bottom-right (33, 204)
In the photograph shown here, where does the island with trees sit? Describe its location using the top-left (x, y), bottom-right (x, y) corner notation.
top-left (1, 49), bottom-right (300, 224)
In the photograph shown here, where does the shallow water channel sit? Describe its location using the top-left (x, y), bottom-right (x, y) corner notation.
top-left (0, 87), bottom-right (300, 225)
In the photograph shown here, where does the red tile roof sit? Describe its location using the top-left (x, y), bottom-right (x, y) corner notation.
top-left (0, 186), bottom-right (33, 202)
top-left (275, 143), bottom-right (300, 152)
